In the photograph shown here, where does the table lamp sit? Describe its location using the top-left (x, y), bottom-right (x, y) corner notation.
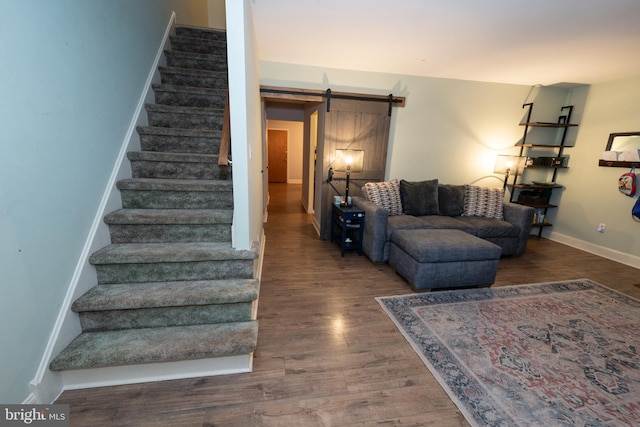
top-left (333, 149), bottom-right (364, 206)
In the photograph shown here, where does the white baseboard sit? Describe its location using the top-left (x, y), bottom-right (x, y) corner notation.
top-left (60, 355), bottom-right (253, 391)
top-left (29, 12), bottom-right (177, 405)
top-left (312, 216), bottom-right (321, 236)
top-left (250, 230), bottom-right (265, 320)
top-left (547, 231), bottom-right (640, 270)
top-left (300, 197), bottom-right (314, 214)
top-left (22, 393), bottom-right (38, 405)
top-left (255, 230), bottom-right (266, 281)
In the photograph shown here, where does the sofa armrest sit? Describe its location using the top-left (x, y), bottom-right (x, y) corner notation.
top-left (503, 202), bottom-right (535, 256)
top-left (352, 196), bottom-right (388, 262)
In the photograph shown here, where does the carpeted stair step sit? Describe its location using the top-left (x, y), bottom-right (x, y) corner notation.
top-left (104, 208), bottom-right (232, 243)
top-left (127, 151), bottom-right (229, 180)
top-left (137, 126), bottom-right (221, 154)
top-left (165, 50), bottom-right (227, 72)
top-left (49, 321), bottom-right (257, 371)
top-left (170, 35), bottom-right (226, 55)
top-left (73, 279), bottom-right (259, 332)
top-left (152, 84), bottom-right (226, 109)
top-left (117, 178), bottom-right (233, 209)
top-left (159, 66), bottom-right (227, 90)
top-left (175, 26), bottom-right (226, 42)
top-left (89, 242), bottom-right (257, 284)
top-left (146, 103), bottom-right (224, 130)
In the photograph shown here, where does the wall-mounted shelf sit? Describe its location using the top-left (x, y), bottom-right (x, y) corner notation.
top-left (515, 143), bottom-right (575, 148)
top-left (599, 132), bottom-right (640, 167)
top-left (598, 159), bottom-right (640, 168)
top-left (523, 165), bottom-right (568, 169)
top-left (511, 183), bottom-right (563, 190)
top-left (520, 122), bottom-right (579, 128)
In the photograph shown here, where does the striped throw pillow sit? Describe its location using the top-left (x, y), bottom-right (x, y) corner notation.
top-left (363, 179), bottom-right (403, 216)
top-left (462, 185), bottom-right (504, 219)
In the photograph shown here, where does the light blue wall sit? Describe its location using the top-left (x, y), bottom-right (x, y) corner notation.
top-left (0, 0), bottom-right (174, 403)
top-left (259, 62), bottom-right (640, 265)
top-left (259, 62), bottom-right (532, 187)
top-left (553, 75), bottom-right (640, 261)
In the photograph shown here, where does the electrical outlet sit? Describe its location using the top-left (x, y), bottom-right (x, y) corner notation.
top-left (597, 223), bottom-right (606, 233)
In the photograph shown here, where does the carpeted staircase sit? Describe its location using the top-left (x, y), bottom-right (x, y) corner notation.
top-left (50, 26), bottom-right (259, 375)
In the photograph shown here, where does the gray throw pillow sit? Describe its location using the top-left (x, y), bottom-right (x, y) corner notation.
top-left (438, 184), bottom-right (465, 216)
top-left (400, 179), bottom-right (439, 216)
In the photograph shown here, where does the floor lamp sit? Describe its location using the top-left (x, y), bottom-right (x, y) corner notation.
top-left (494, 155), bottom-right (525, 190)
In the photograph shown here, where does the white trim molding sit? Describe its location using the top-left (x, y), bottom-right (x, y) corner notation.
top-left (59, 355), bottom-right (252, 391)
top-left (548, 230), bottom-right (640, 270)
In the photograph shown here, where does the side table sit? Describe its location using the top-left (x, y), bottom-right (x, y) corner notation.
top-left (331, 204), bottom-right (365, 256)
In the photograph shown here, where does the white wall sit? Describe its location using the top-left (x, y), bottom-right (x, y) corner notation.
top-left (0, 0), bottom-right (178, 403)
top-left (208, 0), bottom-right (227, 29)
top-left (551, 75), bottom-right (640, 265)
top-left (227, 0), bottom-right (264, 250)
top-left (170, 0), bottom-right (209, 27)
top-left (259, 61), bottom-right (640, 266)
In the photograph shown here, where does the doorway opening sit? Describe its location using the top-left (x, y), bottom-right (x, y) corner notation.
top-left (261, 86), bottom-right (404, 239)
top-left (264, 100), bottom-right (321, 217)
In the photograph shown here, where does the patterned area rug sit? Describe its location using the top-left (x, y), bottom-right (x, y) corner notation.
top-left (377, 279), bottom-right (640, 426)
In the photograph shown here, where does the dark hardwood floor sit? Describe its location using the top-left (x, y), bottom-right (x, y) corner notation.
top-left (56, 183), bottom-right (640, 426)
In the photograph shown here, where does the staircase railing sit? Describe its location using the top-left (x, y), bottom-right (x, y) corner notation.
top-left (218, 90), bottom-right (231, 166)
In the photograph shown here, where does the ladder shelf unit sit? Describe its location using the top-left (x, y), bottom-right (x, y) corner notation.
top-left (507, 103), bottom-right (578, 237)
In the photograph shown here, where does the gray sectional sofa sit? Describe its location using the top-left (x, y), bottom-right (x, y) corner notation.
top-left (352, 180), bottom-right (535, 264)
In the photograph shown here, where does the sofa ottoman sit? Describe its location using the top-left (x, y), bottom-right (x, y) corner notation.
top-left (389, 229), bottom-right (502, 291)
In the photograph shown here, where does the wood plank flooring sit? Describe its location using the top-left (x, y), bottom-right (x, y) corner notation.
top-left (56, 183), bottom-right (640, 426)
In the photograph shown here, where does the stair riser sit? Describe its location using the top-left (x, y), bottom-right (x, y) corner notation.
top-left (120, 190), bottom-right (233, 209)
top-left (130, 160), bottom-right (230, 180)
top-left (79, 303), bottom-right (253, 332)
top-left (160, 70), bottom-right (227, 89)
top-left (139, 134), bottom-right (220, 154)
top-left (170, 39), bottom-right (226, 55)
top-left (175, 27), bottom-right (226, 42)
top-left (108, 224), bottom-right (231, 244)
top-left (147, 108), bottom-right (224, 130)
top-left (154, 89), bottom-right (226, 109)
top-left (95, 260), bottom-right (254, 284)
top-left (165, 53), bottom-right (227, 72)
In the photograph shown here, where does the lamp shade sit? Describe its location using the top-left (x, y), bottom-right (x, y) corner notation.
top-left (334, 149), bottom-right (364, 172)
top-left (494, 155), bottom-right (525, 175)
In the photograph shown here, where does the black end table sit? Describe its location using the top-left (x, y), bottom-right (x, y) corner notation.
top-left (331, 204), bottom-right (365, 256)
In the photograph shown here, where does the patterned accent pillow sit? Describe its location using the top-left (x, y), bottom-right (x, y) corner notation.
top-left (462, 185), bottom-right (504, 219)
top-left (363, 179), bottom-right (403, 216)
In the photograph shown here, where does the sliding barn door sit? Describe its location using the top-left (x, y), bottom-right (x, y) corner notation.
top-left (316, 98), bottom-right (392, 239)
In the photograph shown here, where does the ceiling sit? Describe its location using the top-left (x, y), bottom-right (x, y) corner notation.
top-left (252, 0), bottom-right (640, 86)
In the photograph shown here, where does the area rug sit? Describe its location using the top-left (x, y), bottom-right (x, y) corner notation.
top-left (377, 279), bottom-right (640, 426)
